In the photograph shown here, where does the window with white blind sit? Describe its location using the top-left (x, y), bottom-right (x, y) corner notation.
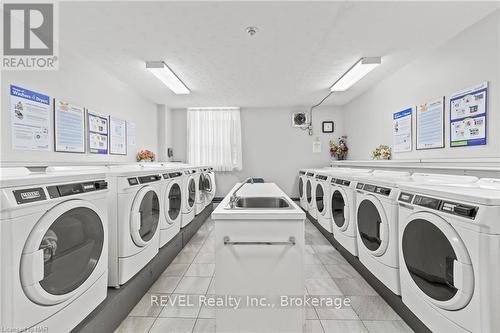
top-left (187, 107), bottom-right (242, 171)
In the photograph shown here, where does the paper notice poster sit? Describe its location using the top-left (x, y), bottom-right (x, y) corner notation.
top-left (54, 99), bottom-right (86, 153)
top-left (10, 85), bottom-right (51, 151)
top-left (416, 98), bottom-right (445, 150)
top-left (393, 108), bottom-right (412, 153)
top-left (109, 116), bottom-right (127, 155)
top-left (87, 110), bottom-right (109, 154)
top-left (450, 82), bottom-right (487, 147)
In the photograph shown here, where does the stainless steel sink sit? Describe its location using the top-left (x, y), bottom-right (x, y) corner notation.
top-left (226, 196), bottom-right (292, 209)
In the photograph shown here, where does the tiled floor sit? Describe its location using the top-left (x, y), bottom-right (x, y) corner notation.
top-left (115, 218), bottom-right (413, 333)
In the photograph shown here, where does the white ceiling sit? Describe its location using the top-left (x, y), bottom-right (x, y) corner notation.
top-left (61, 1), bottom-right (498, 108)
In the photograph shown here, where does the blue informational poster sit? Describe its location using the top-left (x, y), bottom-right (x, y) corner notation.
top-left (450, 82), bottom-right (487, 147)
top-left (393, 108), bottom-right (412, 153)
top-left (87, 110), bottom-right (109, 154)
top-left (10, 85), bottom-right (51, 151)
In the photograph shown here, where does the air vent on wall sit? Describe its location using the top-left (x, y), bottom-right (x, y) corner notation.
top-left (292, 112), bottom-right (308, 128)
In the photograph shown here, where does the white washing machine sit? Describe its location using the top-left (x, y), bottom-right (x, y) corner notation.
top-left (195, 166), bottom-right (207, 213)
top-left (327, 168), bottom-right (373, 256)
top-left (397, 178), bottom-right (500, 333)
top-left (305, 170), bottom-right (319, 218)
top-left (0, 168), bottom-right (108, 332)
top-left (311, 167), bottom-right (363, 225)
top-left (298, 169), bottom-right (310, 210)
top-left (312, 169), bottom-right (333, 232)
top-left (355, 170), bottom-right (411, 295)
top-left (106, 165), bottom-right (163, 287)
top-left (203, 167), bottom-right (216, 207)
top-left (158, 168), bottom-right (183, 248)
top-left (182, 168), bottom-right (197, 228)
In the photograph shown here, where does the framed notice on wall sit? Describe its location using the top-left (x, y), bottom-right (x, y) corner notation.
top-left (109, 116), bottom-right (127, 155)
top-left (450, 82), bottom-right (487, 147)
top-left (87, 110), bottom-right (109, 154)
top-left (416, 97), bottom-right (445, 150)
top-left (10, 85), bottom-right (51, 151)
top-left (393, 108), bottom-right (412, 153)
top-left (54, 99), bottom-right (86, 153)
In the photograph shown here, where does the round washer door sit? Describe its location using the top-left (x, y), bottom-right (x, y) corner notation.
top-left (331, 186), bottom-right (350, 231)
top-left (20, 200), bottom-right (105, 305)
top-left (204, 173), bottom-right (213, 194)
top-left (401, 211), bottom-right (473, 310)
top-left (306, 179), bottom-right (312, 204)
top-left (356, 195), bottom-right (389, 256)
top-left (198, 173), bottom-right (206, 196)
top-left (164, 181), bottom-right (182, 224)
top-left (316, 182), bottom-right (326, 215)
top-left (130, 186), bottom-right (160, 247)
top-left (187, 176), bottom-right (196, 209)
top-left (298, 177), bottom-right (304, 200)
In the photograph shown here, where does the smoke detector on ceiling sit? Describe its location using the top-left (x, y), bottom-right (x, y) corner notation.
top-left (245, 26), bottom-right (258, 36)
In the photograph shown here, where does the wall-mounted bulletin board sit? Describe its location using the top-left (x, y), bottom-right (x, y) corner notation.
top-left (87, 110), bottom-right (109, 154)
top-left (393, 108), bottom-right (412, 153)
top-left (54, 99), bottom-right (86, 153)
top-left (416, 97), bottom-right (445, 150)
top-left (109, 116), bottom-right (127, 155)
top-left (450, 82), bottom-right (487, 147)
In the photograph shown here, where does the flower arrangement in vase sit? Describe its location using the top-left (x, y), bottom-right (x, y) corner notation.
top-left (329, 136), bottom-right (348, 160)
top-left (372, 145), bottom-right (392, 160)
top-left (136, 150), bottom-right (156, 162)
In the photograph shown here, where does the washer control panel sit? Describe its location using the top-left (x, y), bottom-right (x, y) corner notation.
top-left (399, 192), bottom-right (478, 219)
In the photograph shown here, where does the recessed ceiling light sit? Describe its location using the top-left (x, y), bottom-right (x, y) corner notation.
top-left (146, 61), bottom-right (190, 94)
top-left (330, 57), bottom-right (382, 92)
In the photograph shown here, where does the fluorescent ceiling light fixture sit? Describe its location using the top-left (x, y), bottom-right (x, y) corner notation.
top-left (146, 61), bottom-right (190, 94)
top-left (330, 57), bottom-right (381, 92)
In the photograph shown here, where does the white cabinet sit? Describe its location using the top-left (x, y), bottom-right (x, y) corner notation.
top-left (212, 183), bottom-right (306, 333)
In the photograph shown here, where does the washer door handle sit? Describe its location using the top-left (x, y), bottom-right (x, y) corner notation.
top-left (131, 211), bottom-right (141, 232)
top-left (20, 249), bottom-right (44, 286)
top-left (452, 259), bottom-right (474, 294)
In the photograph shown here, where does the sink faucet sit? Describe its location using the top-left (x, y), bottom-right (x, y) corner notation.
top-left (229, 177), bottom-right (255, 208)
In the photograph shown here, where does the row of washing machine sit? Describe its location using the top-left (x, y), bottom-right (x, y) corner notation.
top-left (298, 167), bottom-right (500, 333)
top-left (0, 163), bottom-right (216, 332)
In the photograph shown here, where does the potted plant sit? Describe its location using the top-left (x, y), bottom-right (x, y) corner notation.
top-left (329, 136), bottom-right (348, 160)
top-left (372, 145), bottom-right (392, 160)
top-left (136, 150), bottom-right (156, 162)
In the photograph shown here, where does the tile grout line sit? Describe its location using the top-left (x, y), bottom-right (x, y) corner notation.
top-left (145, 219), bottom-right (213, 333)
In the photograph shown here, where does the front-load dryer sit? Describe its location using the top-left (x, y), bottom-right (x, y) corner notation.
top-left (106, 165), bottom-right (163, 287)
top-left (354, 170), bottom-right (411, 295)
top-left (297, 169), bottom-right (310, 210)
top-left (312, 169), bottom-right (334, 232)
top-left (203, 167), bottom-right (216, 207)
top-left (397, 178), bottom-right (500, 333)
top-left (192, 166), bottom-right (205, 215)
top-left (159, 168), bottom-right (183, 248)
top-left (305, 170), bottom-right (319, 218)
top-left (182, 168), bottom-right (197, 227)
top-left (327, 168), bottom-right (373, 256)
top-left (0, 168), bottom-right (108, 332)
top-left (311, 168), bottom-right (362, 225)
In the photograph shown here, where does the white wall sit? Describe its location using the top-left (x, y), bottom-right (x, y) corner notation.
top-left (343, 10), bottom-right (500, 160)
top-left (157, 105), bottom-right (174, 161)
top-left (170, 106), bottom-right (345, 197)
top-left (1, 48), bottom-right (158, 165)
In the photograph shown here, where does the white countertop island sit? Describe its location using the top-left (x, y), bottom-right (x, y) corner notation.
top-left (212, 183), bottom-right (306, 333)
